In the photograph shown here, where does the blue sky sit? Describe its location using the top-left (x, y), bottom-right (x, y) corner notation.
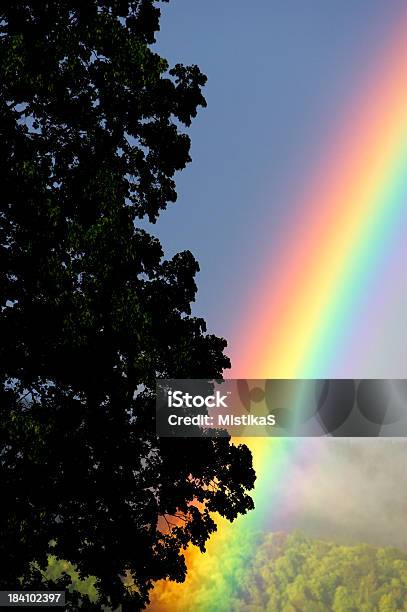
top-left (145, 0), bottom-right (407, 372)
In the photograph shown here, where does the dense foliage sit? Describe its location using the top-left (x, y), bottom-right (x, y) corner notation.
top-left (229, 531), bottom-right (407, 612)
top-left (0, 1), bottom-right (255, 608)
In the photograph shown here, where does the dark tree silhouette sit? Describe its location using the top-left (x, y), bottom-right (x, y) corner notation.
top-left (0, 1), bottom-right (255, 609)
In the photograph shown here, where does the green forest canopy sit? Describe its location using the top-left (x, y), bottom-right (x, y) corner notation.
top-left (230, 531), bottom-right (407, 612)
top-left (44, 530), bottom-right (407, 611)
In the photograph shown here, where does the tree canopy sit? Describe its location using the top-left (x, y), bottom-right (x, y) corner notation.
top-left (0, 1), bottom-right (255, 608)
top-left (228, 532), bottom-right (407, 612)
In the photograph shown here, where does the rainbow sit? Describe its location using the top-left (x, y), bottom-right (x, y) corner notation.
top-left (149, 10), bottom-right (407, 611)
